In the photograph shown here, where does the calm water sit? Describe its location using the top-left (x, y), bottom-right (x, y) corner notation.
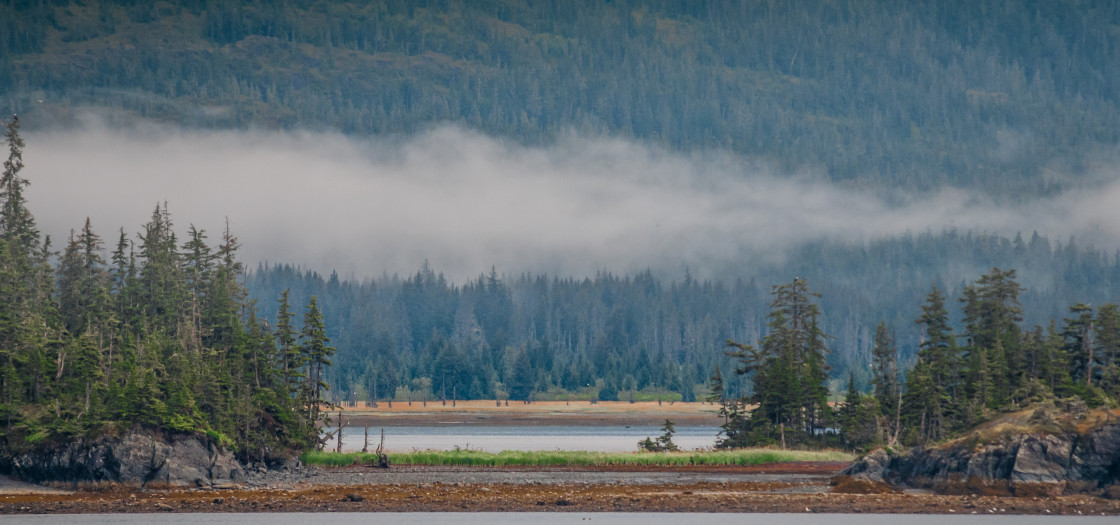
top-left (4, 513), bottom-right (1114, 524)
top-left (324, 424), bottom-right (721, 452)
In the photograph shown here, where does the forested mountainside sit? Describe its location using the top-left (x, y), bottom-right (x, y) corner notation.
top-left (246, 231), bottom-right (1120, 405)
top-left (4, 0), bottom-right (1120, 195)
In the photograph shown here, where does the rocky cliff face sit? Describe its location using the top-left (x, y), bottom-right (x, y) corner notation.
top-left (838, 423), bottom-right (1120, 497)
top-left (2, 430), bottom-right (244, 488)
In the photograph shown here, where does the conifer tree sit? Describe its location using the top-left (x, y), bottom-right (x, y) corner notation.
top-left (1064, 303), bottom-right (1096, 388)
top-left (904, 286), bottom-right (957, 442)
top-left (0, 115), bottom-right (52, 433)
top-left (840, 371), bottom-right (878, 450)
top-left (1094, 304), bottom-right (1120, 396)
top-left (300, 296), bottom-right (334, 423)
top-left (137, 203), bottom-right (186, 332)
top-left (721, 278), bottom-right (830, 448)
top-left (960, 269), bottom-right (1023, 410)
top-left (871, 322), bottom-right (900, 444)
top-left (275, 289), bottom-right (303, 397)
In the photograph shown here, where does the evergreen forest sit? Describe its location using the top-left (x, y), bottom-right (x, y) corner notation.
top-left (246, 231), bottom-right (1120, 411)
top-left (714, 270), bottom-right (1120, 450)
top-left (3, 0), bottom-right (1120, 196)
top-left (2, 115), bottom-right (1119, 455)
top-left (2, 0), bottom-right (1120, 454)
top-left (0, 117), bottom-right (333, 461)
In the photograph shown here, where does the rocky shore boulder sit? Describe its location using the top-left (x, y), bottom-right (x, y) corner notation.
top-left (2, 429), bottom-right (244, 488)
top-left (1011, 434), bottom-right (1071, 484)
top-left (836, 420), bottom-right (1120, 497)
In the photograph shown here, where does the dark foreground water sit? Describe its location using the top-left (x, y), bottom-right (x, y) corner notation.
top-left (3, 513), bottom-right (1115, 524)
top-left (326, 424), bottom-right (721, 452)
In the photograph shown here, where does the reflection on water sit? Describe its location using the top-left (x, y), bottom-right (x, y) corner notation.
top-left (323, 425), bottom-right (721, 452)
top-left (5, 513), bottom-right (1115, 525)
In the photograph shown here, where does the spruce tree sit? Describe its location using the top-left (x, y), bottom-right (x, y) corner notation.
top-left (1064, 303), bottom-right (1096, 388)
top-left (840, 371), bottom-right (878, 450)
top-left (870, 322), bottom-right (900, 444)
top-left (960, 269), bottom-right (1023, 411)
top-left (721, 278), bottom-right (830, 448)
top-left (904, 286), bottom-right (957, 442)
top-left (1094, 304), bottom-right (1120, 396)
top-left (275, 289), bottom-right (303, 397)
top-left (0, 115), bottom-right (51, 434)
top-left (300, 296), bottom-right (334, 423)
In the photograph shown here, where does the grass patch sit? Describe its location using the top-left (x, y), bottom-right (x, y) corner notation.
top-left (301, 448), bottom-right (853, 467)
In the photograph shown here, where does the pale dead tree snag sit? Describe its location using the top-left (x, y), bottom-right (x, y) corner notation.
top-left (317, 427), bottom-right (340, 450)
top-left (362, 426), bottom-right (369, 453)
top-left (371, 428), bottom-right (390, 469)
top-left (1086, 320), bottom-right (1095, 386)
top-left (890, 385), bottom-right (903, 447)
top-left (335, 411), bottom-right (345, 454)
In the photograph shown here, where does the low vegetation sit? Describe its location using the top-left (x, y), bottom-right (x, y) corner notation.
top-left (301, 448), bottom-right (852, 468)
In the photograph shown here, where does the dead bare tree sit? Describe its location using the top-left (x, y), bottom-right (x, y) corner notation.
top-left (372, 428), bottom-right (390, 469)
top-left (335, 411), bottom-right (345, 454)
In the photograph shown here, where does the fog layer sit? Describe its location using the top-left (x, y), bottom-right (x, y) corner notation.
top-left (23, 121), bottom-right (1120, 282)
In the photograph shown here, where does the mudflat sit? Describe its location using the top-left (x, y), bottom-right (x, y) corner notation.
top-left (2, 463), bottom-right (1119, 515)
top-left (4, 404), bottom-right (1118, 515)
top-left (329, 400), bottom-right (725, 427)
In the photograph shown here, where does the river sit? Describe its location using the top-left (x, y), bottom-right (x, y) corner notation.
top-left (323, 424), bottom-right (721, 452)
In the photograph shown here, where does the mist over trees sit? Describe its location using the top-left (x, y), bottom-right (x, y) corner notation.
top-left (246, 230), bottom-right (1120, 407)
top-left (3, 0), bottom-right (1120, 455)
top-left (4, 0), bottom-right (1120, 197)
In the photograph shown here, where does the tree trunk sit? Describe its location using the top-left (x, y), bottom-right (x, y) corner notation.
top-left (335, 411), bottom-right (344, 453)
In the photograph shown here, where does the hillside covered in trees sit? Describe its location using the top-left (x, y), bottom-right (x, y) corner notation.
top-left (0, 117), bottom-right (332, 461)
top-left (3, 0), bottom-right (1120, 196)
top-left (4, 1), bottom-right (1120, 454)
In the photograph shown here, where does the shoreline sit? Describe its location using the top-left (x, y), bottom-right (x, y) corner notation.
top-left (327, 400), bottom-right (725, 427)
top-left (2, 463), bottom-right (1118, 515)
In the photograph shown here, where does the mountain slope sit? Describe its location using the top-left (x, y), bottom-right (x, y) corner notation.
top-left (4, 0), bottom-right (1120, 195)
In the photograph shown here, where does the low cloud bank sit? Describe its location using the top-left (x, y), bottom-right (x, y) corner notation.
top-left (22, 120), bottom-right (1120, 282)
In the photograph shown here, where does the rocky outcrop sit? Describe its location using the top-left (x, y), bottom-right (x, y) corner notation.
top-left (2, 430), bottom-right (245, 488)
top-left (837, 423), bottom-right (1120, 496)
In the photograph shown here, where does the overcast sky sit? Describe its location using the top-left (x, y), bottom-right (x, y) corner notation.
top-left (21, 118), bottom-right (1120, 283)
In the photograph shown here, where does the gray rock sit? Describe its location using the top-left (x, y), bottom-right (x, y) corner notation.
top-left (1070, 424), bottom-right (1120, 487)
top-left (966, 442), bottom-right (1017, 480)
top-left (4, 429), bottom-right (245, 488)
top-left (838, 448), bottom-right (891, 483)
top-left (847, 423), bottom-right (1120, 495)
top-left (1011, 434), bottom-right (1071, 484)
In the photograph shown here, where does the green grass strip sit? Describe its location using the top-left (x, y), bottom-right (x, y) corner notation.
top-left (301, 448), bottom-right (853, 467)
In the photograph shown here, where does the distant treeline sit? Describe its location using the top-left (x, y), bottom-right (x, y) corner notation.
top-left (246, 230), bottom-right (1120, 405)
top-left (4, 0), bottom-right (1120, 195)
